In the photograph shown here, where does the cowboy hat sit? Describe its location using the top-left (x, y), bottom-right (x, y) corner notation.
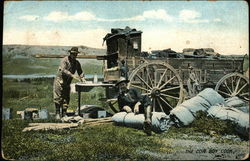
top-left (68, 47), bottom-right (80, 54)
top-left (115, 77), bottom-right (129, 86)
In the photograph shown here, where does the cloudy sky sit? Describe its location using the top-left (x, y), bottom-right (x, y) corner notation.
top-left (3, 1), bottom-right (248, 55)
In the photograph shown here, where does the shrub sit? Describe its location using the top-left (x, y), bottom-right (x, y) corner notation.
top-left (189, 111), bottom-right (236, 135)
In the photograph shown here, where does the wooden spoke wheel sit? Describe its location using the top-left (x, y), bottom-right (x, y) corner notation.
top-left (128, 62), bottom-right (184, 114)
top-left (215, 73), bottom-right (249, 101)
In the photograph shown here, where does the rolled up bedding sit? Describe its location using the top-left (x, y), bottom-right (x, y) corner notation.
top-left (170, 88), bottom-right (225, 126)
top-left (208, 105), bottom-right (249, 137)
top-left (112, 112), bottom-right (170, 133)
top-left (224, 96), bottom-right (249, 113)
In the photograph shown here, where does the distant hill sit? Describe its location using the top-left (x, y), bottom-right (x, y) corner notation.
top-left (2, 45), bottom-right (105, 75)
top-left (2, 44), bottom-right (106, 57)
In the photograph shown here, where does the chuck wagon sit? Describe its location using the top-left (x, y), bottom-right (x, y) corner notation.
top-left (88, 26), bottom-right (249, 114)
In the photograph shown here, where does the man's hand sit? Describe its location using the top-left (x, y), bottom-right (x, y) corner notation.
top-left (79, 76), bottom-right (86, 83)
top-left (80, 77), bottom-right (86, 83)
top-left (79, 73), bottom-right (86, 83)
top-left (123, 106), bottom-right (132, 113)
top-left (134, 102), bottom-right (141, 114)
top-left (72, 75), bottom-right (81, 82)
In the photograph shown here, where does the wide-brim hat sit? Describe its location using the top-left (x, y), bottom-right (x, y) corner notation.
top-left (115, 77), bottom-right (130, 86)
top-left (68, 47), bottom-right (80, 54)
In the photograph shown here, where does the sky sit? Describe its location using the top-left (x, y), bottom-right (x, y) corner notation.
top-left (3, 0), bottom-right (249, 55)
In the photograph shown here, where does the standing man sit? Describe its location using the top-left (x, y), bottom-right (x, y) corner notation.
top-left (119, 59), bottom-right (129, 79)
top-left (53, 47), bottom-right (85, 119)
top-left (187, 66), bottom-right (201, 98)
top-left (116, 78), bottom-right (153, 136)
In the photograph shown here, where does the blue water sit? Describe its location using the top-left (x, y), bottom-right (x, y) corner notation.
top-left (3, 74), bottom-right (103, 79)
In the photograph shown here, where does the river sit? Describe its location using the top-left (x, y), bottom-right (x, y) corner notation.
top-left (3, 74), bottom-right (103, 80)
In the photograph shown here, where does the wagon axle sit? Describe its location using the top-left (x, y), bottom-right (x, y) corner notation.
top-left (151, 88), bottom-right (161, 97)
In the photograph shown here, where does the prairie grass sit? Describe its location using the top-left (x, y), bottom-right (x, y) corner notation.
top-left (2, 120), bottom-right (165, 160)
top-left (3, 78), bottom-right (108, 118)
top-left (2, 114), bottom-right (247, 160)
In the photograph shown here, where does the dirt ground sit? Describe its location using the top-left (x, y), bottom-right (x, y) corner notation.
top-left (138, 136), bottom-right (249, 160)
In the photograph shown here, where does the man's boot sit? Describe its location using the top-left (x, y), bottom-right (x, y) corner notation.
top-left (143, 105), bottom-right (152, 136)
top-left (62, 104), bottom-right (68, 117)
top-left (55, 103), bottom-right (61, 120)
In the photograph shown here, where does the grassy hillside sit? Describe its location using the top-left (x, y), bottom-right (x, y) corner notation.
top-left (2, 44), bottom-right (106, 56)
top-left (2, 45), bottom-right (105, 75)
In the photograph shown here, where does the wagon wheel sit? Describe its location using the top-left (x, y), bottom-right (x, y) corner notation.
top-left (128, 62), bottom-right (184, 114)
top-left (215, 73), bottom-right (249, 101)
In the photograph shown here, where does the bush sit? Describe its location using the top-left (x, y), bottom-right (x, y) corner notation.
top-left (189, 111), bottom-right (236, 135)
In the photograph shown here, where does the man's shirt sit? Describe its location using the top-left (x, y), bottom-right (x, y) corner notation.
top-left (56, 56), bottom-right (83, 85)
top-left (118, 88), bottom-right (152, 111)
